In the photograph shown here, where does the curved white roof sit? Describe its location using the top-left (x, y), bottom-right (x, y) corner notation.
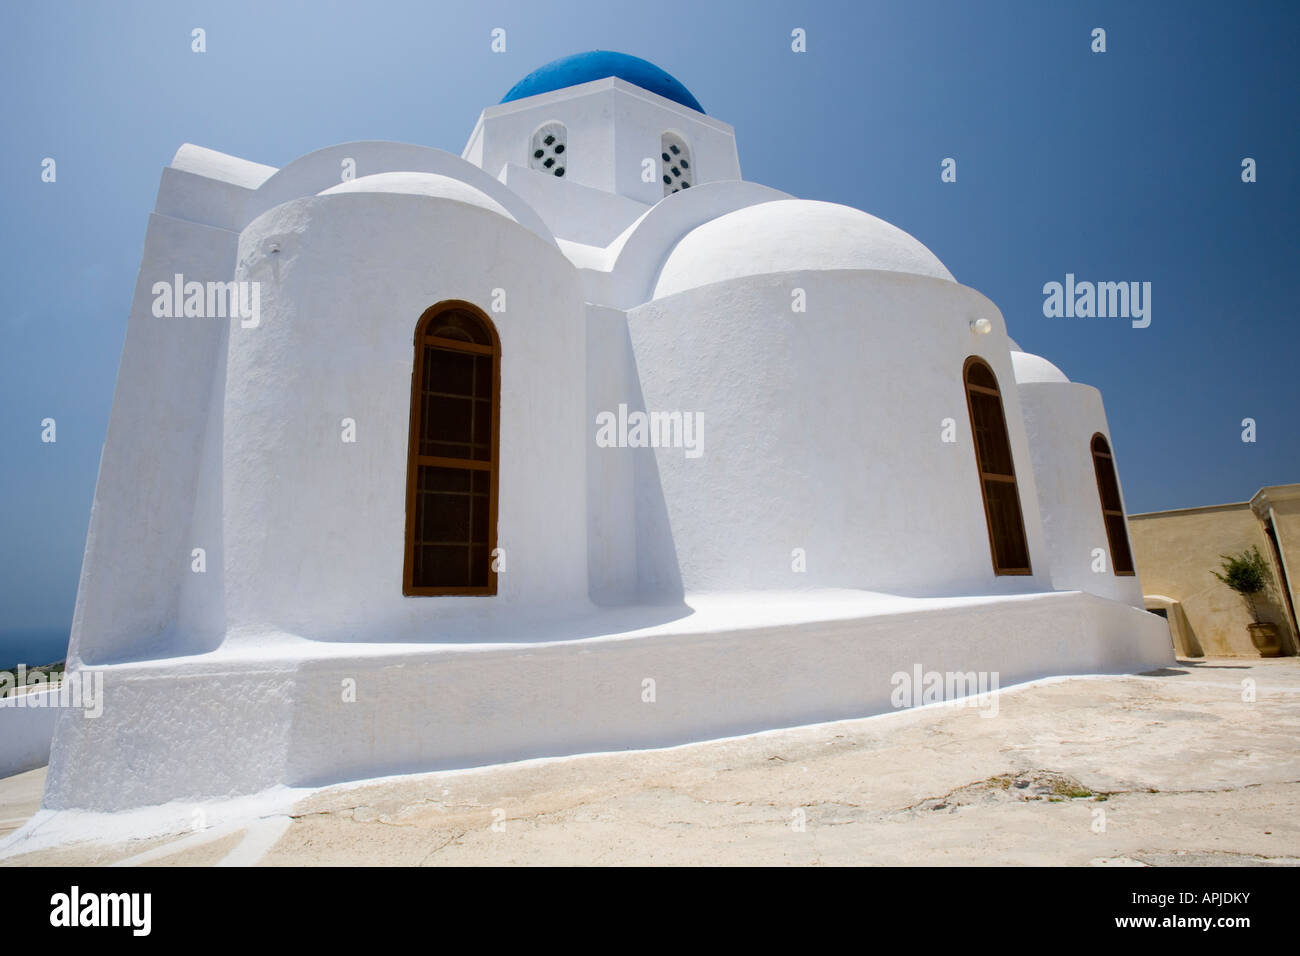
top-left (652, 199), bottom-right (954, 298)
top-left (171, 143), bottom-right (277, 189)
top-left (318, 171), bottom-right (516, 221)
top-left (1010, 350), bottom-right (1070, 384)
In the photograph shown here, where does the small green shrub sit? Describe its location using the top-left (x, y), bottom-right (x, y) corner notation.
top-left (1211, 546), bottom-right (1272, 623)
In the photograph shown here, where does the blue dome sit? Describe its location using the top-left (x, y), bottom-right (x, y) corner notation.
top-left (501, 51), bottom-right (704, 114)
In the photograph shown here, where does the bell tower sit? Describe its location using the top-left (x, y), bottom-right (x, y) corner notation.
top-left (462, 51), bottom-right (742, 208)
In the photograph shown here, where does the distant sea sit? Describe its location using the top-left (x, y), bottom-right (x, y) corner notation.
top-left (0, 628), bottom-right (72, 671)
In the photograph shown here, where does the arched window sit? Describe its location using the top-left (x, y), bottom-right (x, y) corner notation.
top-left (404, 302), bottom-right (500, 595)
top-left (1090, 434), bottom-right (1135, 575)
top-left (661, 132), bottom-right (693, 195)
top-left (963, 357), bottom-right (1031, 575)
top-left (530, 122), bottom-right (567, 178)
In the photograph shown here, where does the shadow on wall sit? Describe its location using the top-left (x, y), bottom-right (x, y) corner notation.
top-left (626, 325), bottom-right (686, 606)
top-left (1143, 595), bottom-right (1204, 658)
top-left (1143, 583), bottom-right (1294, 659)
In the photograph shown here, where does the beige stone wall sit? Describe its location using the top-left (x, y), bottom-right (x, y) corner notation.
top-left (1129, 504), bottom-right (1297, 657)
top-left (1265, 495), bottom-right (1300, 638)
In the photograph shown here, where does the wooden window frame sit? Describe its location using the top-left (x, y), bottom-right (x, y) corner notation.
top-left (1089, 433), bottom-right (1135, 577)
top-left (963, 356), bottom-right (1032, 576)
top-left (403, 300), bottom-right (501, 597)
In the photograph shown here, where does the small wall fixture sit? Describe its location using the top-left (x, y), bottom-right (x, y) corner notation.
top-left (970, 318), bottom-right (992, 335)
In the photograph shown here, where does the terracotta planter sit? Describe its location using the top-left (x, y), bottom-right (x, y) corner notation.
top-left (1248, 622), bottom-right (1282, 658)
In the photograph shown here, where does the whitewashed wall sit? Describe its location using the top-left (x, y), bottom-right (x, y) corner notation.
top-left (625, 269), bottom-right (1052, 596)
top-left (1014, 355), bottom-right (1145, 607)
top-left (0, 690), bottom-right (61, 777)
top-left (69, 214), bottom-right (238, 665)
top-left (42, 591), bottom-right (1172, 811)
top-left (218, 190), bottom-right (590, 641)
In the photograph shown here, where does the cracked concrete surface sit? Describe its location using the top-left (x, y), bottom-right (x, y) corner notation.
top-left (2, 658), bottom-right (1298, 865)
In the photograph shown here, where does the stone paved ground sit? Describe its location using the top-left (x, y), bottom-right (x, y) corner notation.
top-left (2, 658), bottom-right (1298, 865)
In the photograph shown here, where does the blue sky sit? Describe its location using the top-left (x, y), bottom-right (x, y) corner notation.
top-left (1, 0), bottom-right (1296, 664)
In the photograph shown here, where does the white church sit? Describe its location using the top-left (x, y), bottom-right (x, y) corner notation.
top-left (48, 52), bottom-right (1171, 812)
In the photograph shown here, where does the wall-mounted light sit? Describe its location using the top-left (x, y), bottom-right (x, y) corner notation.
top-left (970, 318), bottom-right (992, 335)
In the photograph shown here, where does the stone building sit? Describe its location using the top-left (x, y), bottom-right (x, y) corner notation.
top-left (1130, 484), bottom-right (1300, 658)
